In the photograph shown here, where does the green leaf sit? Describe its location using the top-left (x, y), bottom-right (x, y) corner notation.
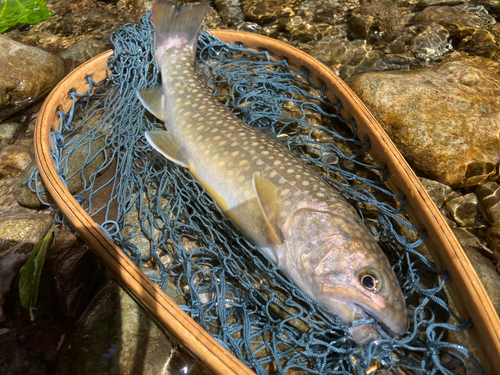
top-left (19, 225), bottom-right (59, 321)
top-left (0, 0), bottom-right (52, 33)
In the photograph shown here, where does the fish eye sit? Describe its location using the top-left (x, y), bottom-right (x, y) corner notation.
top-left (360, 272), bottom-right (379, 292)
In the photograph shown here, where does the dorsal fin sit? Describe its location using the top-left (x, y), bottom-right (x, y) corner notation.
top-left (145, 131), bottom-right (190, 167)
top-left (252, 173), bottom-right (284, 245)
top-left (137, 86), bottom-right (165, 121)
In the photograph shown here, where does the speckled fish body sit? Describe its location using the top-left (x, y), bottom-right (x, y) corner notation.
top-left (138, 0), bottom-right (409, 343)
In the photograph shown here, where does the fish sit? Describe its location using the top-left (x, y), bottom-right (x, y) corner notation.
top-left (137, 0), bottom-right (409, 344)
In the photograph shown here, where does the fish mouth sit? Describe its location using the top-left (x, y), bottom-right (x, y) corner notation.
top-left (322, 284), bottom-right (408, 337)
top-left (357, 304), bottom-right (409, 337)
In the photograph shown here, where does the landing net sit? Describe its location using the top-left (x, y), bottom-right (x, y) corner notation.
top-left (27, 11), bottom-right (484, 375)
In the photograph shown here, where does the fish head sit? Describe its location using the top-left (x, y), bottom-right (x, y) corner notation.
top-left (283, 209), bottom-right (408, 340)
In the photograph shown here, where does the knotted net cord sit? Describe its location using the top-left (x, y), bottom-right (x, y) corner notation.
top-left (25, 10), bottom-right (484, 375)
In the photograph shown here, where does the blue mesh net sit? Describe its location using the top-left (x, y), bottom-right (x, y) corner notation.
top-left (26, 10), bottom-right (485, 375)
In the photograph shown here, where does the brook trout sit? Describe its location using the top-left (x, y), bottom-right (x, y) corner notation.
top-left (137, 0), bottom-right (409, 343)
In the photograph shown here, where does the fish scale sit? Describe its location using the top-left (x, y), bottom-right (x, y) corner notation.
top-left (138, 0), bottom-right (409, 345)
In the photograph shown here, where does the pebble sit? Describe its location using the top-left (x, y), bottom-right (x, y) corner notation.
top-left (475, 181), bottom-right (500, 223)
top-left (0, 122), bottom-right (20, 140)
top-left (445, 193), bottom-right (478, 227)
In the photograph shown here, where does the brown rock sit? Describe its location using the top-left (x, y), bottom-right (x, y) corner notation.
top-left (475, 181), bottom-right (500, 223)
top-left (347, 56), bottom-right (500, 187)
top-left (418, 177), bottom-right (457, 209)
top-left (445, 193), bottom-right (478, 227)
top-left (0, 142), bottom-right (34, 178)
top-left (0, 36), bottom-right (65, 121)
top-left (241, 0), bottom-right (300, 23)
top-left (54, 282), bottom-right (177, 375)
top-left (451, 227), bottom-right (500, 317)
top-left (59, 36), bottom-right (107, 68)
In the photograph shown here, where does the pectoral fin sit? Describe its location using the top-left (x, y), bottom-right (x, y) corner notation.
top-left (137, 86), bottom-right (164, 121)
top-left (145, 131), bottom-right (190, 167)
top-left (252, 173), bottom-right (284, 245)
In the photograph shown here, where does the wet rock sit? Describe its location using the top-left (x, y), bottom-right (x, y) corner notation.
top-left (55, 281), bottom-right (176, 375)
top-left (462, 28), bottom-right (499, 59)
top-left (53, 245), bottom-right (101, 318)
top-left (294, 0), bottom-right (360, 25)
top-left (445, 193), bottom-right (478, 227)
top-left (204, 7), bottom-right (227, 30)
top-left (346, 56), bottom-right (500, 187)
top-left (241, 0), bottom-right (300, 23)
top-left (0, 210), bottom-right (54, 322)
top-left (411, 5), bottom-right (496, 44)
top-left (14, 135), bottom-right (107, 208)
top-left (406, 23), bottom-right (453, 62)
top-left (0, 214), bottom-right (54, 253)
top-left (0, 122), bottom-right (20, 141)
top-left (213, 0), bottom-right (245, 27)
top-left (485, 222), bottom-right (500, 264)
top-left (0, 141), bottom-right (34, 178)
top-left (347, 1), bottom-right (405, 43)
top-left (281, 0), bottom-right (359, 42)
top-left (418, 177), bottom-right (458, 209)
top-left (475, 181), bottom-right (500, 223)
top-left (59, 36), bottom-right (107, 68)
top-left (451, 227), bottom-right (500, 316)
top-left (0, 35), bottom-right (65, 121)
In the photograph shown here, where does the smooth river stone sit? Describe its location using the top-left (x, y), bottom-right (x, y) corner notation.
top-left (346, 56), bottom-right (500, 188)
top-left (0, 35), bottom-right (65, 121)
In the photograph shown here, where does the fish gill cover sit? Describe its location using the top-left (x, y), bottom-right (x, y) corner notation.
top-left (26, 10), bottom-right (484, 375)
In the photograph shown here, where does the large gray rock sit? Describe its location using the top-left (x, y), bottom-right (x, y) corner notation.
top-left (0, 35), bottom-right (65, 121)
top-left (347, 56), bottom-right (500, 187)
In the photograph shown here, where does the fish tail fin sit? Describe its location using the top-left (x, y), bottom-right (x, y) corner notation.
top-left (152, 1), bottom-right (209, 60)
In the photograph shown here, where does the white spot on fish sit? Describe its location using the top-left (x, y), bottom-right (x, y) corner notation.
top-left (270, 171), bottom-right (278, 178)
top-left (232, 151), bottom-right (240, 157)
top-left (280, 189), bottom-right (290, 197)
top-left (302, 181), bottom-right (310, 186)
top-left (239, 160), bottom-right (247, 166)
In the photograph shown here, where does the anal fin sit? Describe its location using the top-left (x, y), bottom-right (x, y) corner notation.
top-left (252, 173), bottom-right (284, 245)
top-left (137, 85), bottom-right (165, 121)
top-left (145, 131), bottom-right (190, 168)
